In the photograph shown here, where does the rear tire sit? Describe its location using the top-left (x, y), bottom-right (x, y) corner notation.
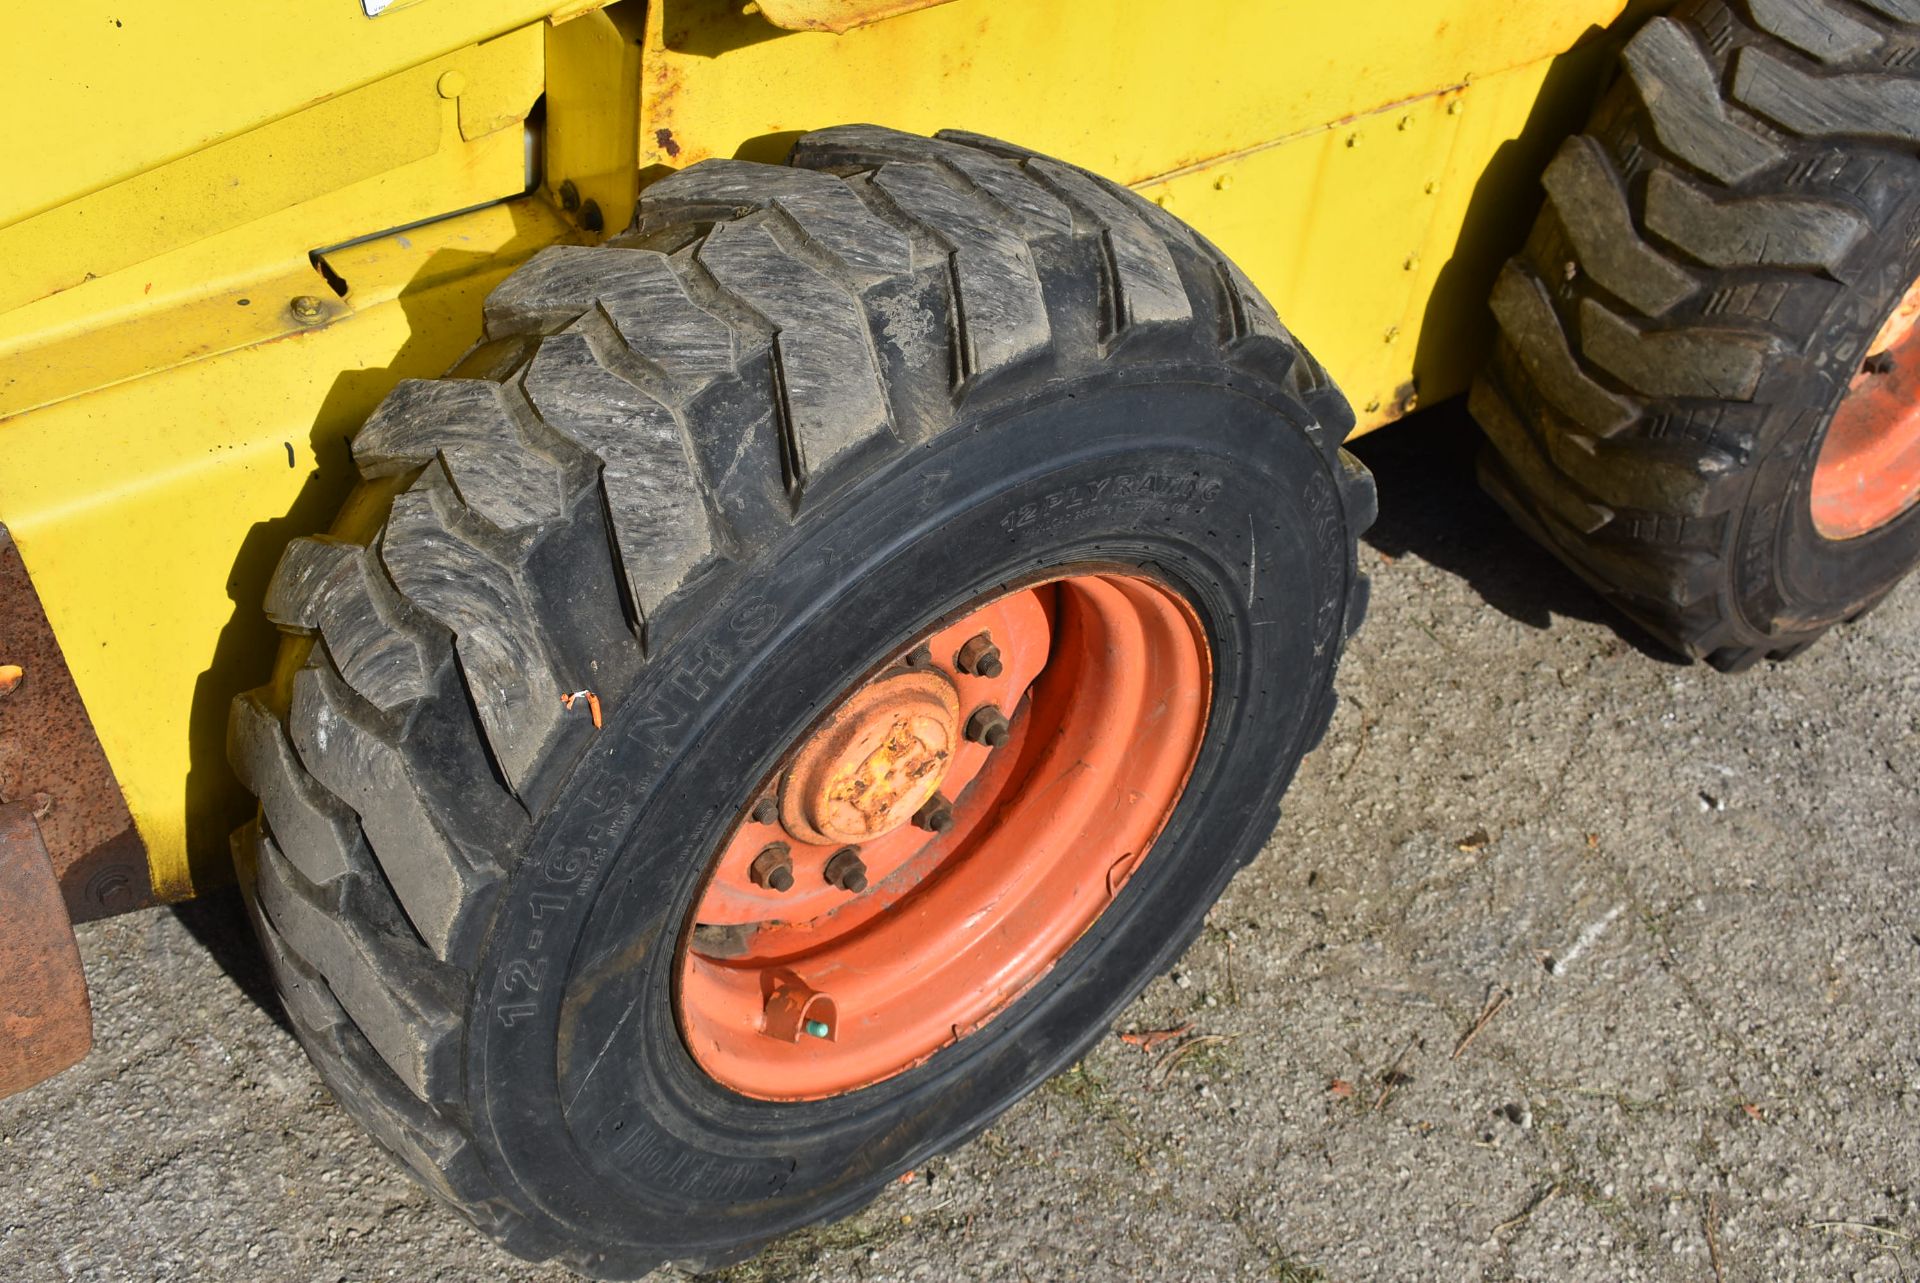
top-left (229, 126), bottom-right (1373, 1275)
top-left (1474, 0), bottom-right (1920, 669)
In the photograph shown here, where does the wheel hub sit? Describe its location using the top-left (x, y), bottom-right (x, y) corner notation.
top-left (674, 570), bottom-right (1211, 1101)
top-left (779, 670), bottom-right (960, 845)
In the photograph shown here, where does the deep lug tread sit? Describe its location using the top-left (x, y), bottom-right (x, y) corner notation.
top-left (521, 326), bottom-right (720, 646)
top-left (695, 219), bottom-right (897, 495)
top-left (1746, 0), bottom-right (1884, 63)
top-left (636, 160), bottom-right (914, 284)
top-left (1019, 156), bottom-right (1194, 339)
top-left (288, 662), bottom-right (500, 960)
top-left (865, 160), bottom-right (1053, 386)
top-left (229, 691), bottom-right (363, 887)
top-left (1733, 44), bottom-right (1920, 142)
top-left (1644, 166), bottom-right (1871, 271)
top-left (1489, 265), bottom-right (1637, 438)
top-left (1624, 18), bottom-right (1789, 184)
top-left (354, 380), bottom-right (569, 535)
top-left (252, 829), bottom-right (465, 1101)
top-left (1476, 0), bottom-right (1920, 661)
top-left (265, 537), bottom-right (440, 711)
top-left (488, 246), bottom-right (745, 398)
top-left (379, 467), bottom-right (568, 798)
top-left (1545, 136), bottom-right (1698, 316)
top-left (1578, 296), bottom-right (1784, 398)
top-left (792, 125), bottom-right (1076, 240)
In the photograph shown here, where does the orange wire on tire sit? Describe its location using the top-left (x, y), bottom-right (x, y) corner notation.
top-left (674, 570), bottom-right (1210, 1100)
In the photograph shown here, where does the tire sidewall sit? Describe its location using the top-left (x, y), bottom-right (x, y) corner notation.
top-left (1734, 159), bottom-right (1920, 634)
top-left (463, 368), bottom-right (1350, 1265)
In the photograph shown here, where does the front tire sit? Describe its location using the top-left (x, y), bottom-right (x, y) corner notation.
top-left (229, 126), bottom-right (1373, 1276)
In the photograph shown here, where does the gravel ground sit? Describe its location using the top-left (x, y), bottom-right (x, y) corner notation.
top-left (4, 409), bottom-right (1918, 1283)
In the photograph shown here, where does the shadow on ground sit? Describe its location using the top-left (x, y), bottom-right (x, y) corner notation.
top-left (171, 889), bottom-right (290, 1037)
top-left (1348, 399), bottom-right (1680, 664)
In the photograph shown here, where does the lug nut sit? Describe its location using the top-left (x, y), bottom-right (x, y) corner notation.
top-left (965, 704), bottom-right (1011, 748)
top-left (750, 842), bottom-right (794, 892)
top-left (824, 848), bottom-right (869, 893)
top-left (750, 796), bottom-right (779, 825)
top-left (913, 792), bottom-right (955, 834)
top-left (955, 633), bottom-right (1003, 678)
top-left (903, 643), bottom-right (934, 670)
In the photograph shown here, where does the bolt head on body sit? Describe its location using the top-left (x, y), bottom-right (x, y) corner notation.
top-left (955, 633), bottom-right (1003, 678)
top-left (750, 842), bottom-right (794, 892)
top-left (824, 848), bottom-right (868, 893)
top-left (965, 704), bottom-right (1011, 748)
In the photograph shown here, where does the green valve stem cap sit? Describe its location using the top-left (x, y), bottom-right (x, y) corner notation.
top-left (803, 1019), bottom-right (831, 1039)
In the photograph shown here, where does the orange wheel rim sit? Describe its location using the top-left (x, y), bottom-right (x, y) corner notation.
top-left (674, 569), bottom-right (1211, 1100)
top-left (1813, 272), bottom-right (1920, 539)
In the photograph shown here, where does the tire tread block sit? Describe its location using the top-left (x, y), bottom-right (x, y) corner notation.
top-left (522, 328), bottom-right (718, 640)
top-left (265, 537), bottom-right (438, 711)
top-left (1624, 18), bottom-right (1787, 184)
top-left (1545, 137), bottom-right (1697, 316)
top-left (869, 161), bottom-right (1052, 384)
top-left (229, 691), bottom-right (363, 887)
top-left (695, 220), bottom-right (895, 491)
top-left (354, 380), bottom-right (567, 535)
top-left (1644, 167), bottom-right (1870, 271)
top-left (380, 469), bottom-right (566, 796)
top-left (1733, 44), bottom-right (1920, 143)
top-left (638, 160), bottom-right (914, 283)
top-left (1489, 265), bottom-right (1637, 437)
top-left (288, 663), bottom-right (498, 961)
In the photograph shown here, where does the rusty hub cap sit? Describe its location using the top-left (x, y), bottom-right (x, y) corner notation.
top-left (675, 570), bottom-right (1210, 1100)
top-left (778, 670), bottom-right (960, 846)
top-left (1812, 272), bottom-right (1920, 539)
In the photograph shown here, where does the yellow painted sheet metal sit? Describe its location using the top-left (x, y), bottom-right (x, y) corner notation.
top-left (1138, 56), bottom-right (1608, 434)
top-left (0, 200), bottom-right (577, 898)
top-left (1, 0), bottom-right (605, 229)
top-left (544, 5), bottom-right (649, 242)
top-left (638, 0), bottom-right (1627, 437)
top-left (0, 25), bottom-right (543, 321)
top-left (639, 0), bottom-right (1625, 181)
top-left (752, 0), bottom-right (958, 35)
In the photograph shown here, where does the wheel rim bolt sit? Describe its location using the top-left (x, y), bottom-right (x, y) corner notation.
top-left (750, 842), bottom-right (794, 892)
top-left (903, 643), bottom-right (934, 670)
top-left (824, 848), bottom-right (869, 893)
top-left (955, 633), bottom-right (1003, 678)
top-left (913, 792), bottom-right (956, 833)
top-left (965, 704), bottom-right (1011, 748)
top-left (750, 796), bottom-right (779, 825)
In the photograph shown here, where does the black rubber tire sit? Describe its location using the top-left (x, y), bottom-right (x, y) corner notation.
top-left (1472, 0), bottom-right (1920, 671)
top-left (226, 126), bottom-right (1374, 1277)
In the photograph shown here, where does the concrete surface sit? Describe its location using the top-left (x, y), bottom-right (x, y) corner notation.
top-left (4, 412), bottom-right (1918, 1283)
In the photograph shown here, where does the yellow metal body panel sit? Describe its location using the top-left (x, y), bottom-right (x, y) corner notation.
top-left (638, 0), bottom-right (1630, 433)
top-left (1, 0), bottom-right (1635, 900)
top-left (751, 0), bottom-right (959, 35)
top-left (1, 10), bottom-right (588, 898)
top-left (4, 0), bottom-right (588, 227)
